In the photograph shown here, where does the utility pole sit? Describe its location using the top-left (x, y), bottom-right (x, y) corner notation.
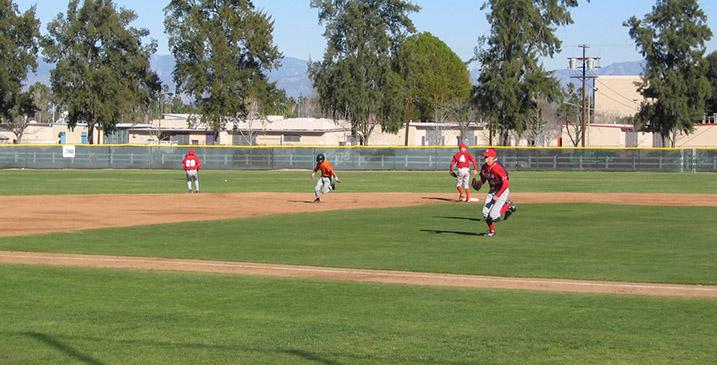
top-left (568, 45), bottom-right (600, 147)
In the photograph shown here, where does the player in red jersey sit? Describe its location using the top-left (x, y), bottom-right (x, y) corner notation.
top-left (477, 148), bottom-right (516, 236)
top-left (182, 148), bottom-right (201, 193)
top-left (449, 143), bottom-right (478, 202)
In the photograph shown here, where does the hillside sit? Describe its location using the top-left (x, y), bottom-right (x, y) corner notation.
top-left (27, 56), bottom-right (644, 98)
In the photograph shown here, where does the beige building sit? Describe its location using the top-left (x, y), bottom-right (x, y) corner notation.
top-left (136, 114), bottom-right (489, 147)
top-left (593, 75), bottom-right (643, 119)
top-left (585, 75), bottom-right (717, 147)
top-left (0, 122), bottom-right (101, 144)
top-left (4, 103), bottom-right (714, 148)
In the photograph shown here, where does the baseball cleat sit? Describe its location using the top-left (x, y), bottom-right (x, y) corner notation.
top-left (313, 198), bottom-right (321, 203)
top-left (486, 231), bottom-right (496, 237)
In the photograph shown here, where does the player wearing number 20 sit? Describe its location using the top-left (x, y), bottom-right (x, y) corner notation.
top-left (449, 143), bottom-right (478, 202)
top-left (182, 148), bottom-right (201, 193)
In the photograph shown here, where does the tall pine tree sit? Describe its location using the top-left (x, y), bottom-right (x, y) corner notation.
top-left (474, 0), bottom-right (578, 145)
top-left (165, 0), bottom-right (285, 141)
top-left (625, 0), bottom-right (713, 147)
top-left (309, 0), bottom-right (419, 145)
top-left (706, 51), bottom-right (717, 116)
top-left (0, 0), bottom-right (40, 140)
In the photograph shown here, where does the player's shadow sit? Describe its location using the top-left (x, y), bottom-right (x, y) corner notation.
top-left (421, 229), bottom-right (482, 236)
top-left (421, 197), bottom-right (455, 202)
top-left (434, 215), bottom-right (483, 222)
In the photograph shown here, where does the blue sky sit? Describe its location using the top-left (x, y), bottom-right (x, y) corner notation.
top-left (14, 0), bottom-right (717, 71)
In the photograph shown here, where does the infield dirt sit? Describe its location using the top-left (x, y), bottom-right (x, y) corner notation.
top-left (4, 191), bottom-right (717, 237)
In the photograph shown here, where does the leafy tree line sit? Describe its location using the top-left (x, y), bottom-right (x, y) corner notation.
top-left (2, 0), bottom-right (715, 146)
top-left (2, 0), bottom-right (292, 144)
top-left (0, 0), bottom-right (40, 143)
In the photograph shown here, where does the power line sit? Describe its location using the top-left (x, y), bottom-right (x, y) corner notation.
top-left (677, 124), bottom-right (716, 147)
top-left (595, 78), bottom-right (641, 104)
top-left (595, 90), bottom-right (639, 112)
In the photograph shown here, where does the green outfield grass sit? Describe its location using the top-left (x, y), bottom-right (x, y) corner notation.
top-left (2, 203), bottom-right (715, 285)
top-left (1, 264), bottom-right (715, 364)
top-left (1, 168), bottom-right (717, 195)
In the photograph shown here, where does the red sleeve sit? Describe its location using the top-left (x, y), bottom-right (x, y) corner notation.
top-left (449, 154), bottom-right (457, 170)
top-left (196, 157), bottom-right (201, 170)
top-left (494, 164), bottom-right (510, 197)
top-left (313, 162), bottom-right (320, 173)
top-left (181, 156), bottom-right (187, 170)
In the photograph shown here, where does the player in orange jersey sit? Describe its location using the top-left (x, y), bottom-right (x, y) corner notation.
top-left (311, 153), bottom-right (340, 203)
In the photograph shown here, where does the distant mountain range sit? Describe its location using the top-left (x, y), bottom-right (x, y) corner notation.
top-left (27, 55), bottom-right (644, 99)
top-left (469, 60), bottom-right (645, 88)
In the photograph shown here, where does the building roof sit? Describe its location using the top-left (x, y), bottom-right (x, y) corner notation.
top-left (233, 117), bottom-right (351, 133)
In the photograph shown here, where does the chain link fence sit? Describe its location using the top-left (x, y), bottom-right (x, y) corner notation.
top-left (1, 145), bottom-right (716, 172)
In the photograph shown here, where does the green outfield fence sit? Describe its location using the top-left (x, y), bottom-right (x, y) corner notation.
top-left (1, 145), bottom-right (716, 172)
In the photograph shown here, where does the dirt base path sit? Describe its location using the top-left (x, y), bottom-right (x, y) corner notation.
top-left (3, 192), bottom-right (717, 237)
top-left (2, 251), bottom-right (716, 298)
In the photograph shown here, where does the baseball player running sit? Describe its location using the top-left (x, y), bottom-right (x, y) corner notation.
top-left (182, 148), bottom-right (201, 193)
top-left (311, 153), bottom-right (340, 203)
top-left (449, 143), bottom-right (478, 202)
top-left (476, 148), bottom-right (516, 236)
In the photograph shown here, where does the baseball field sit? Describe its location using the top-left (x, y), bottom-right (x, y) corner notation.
top-left (1, 169), bottom-right (716, 364)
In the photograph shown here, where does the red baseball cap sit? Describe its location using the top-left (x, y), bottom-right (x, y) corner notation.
top-left (458, 143), bottom-right (468, 150)
top-left (188, 148), bottom-right (195, 155)
top-left (482, 148), bottom-right (497, 157)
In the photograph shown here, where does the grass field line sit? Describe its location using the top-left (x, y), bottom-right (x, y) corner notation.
top-left (2, 251), bottom-right (716, 298)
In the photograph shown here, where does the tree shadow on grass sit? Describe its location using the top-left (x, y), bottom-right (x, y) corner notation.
top-left (24, 332), bottom-right (106, 365)
top-left (17, 330), bottom-right (479, 364)
top-left (20, 331), bottom-right (341, 365)
top-left (281, 349), bottom-right (342, 365)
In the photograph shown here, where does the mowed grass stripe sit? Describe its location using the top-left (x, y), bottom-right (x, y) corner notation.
top-left (1, 264), bottom-right (715, 364)
top-left (1, 203), bottom-right (715, 285)
top-left (2, 169), bottom-right (717, 195)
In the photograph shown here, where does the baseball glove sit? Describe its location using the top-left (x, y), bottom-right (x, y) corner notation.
top-left (331, 177), bottom-right (341, 191)
top-left (449, 171), bottom-right (457, 178)
top-left (471, 177), bottom-right (482, 191)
